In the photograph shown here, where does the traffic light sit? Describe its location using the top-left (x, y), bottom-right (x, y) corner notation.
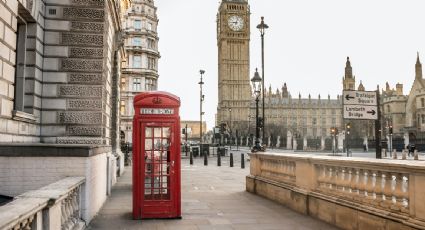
top-left (182, 128), bottom-right (186, 135)
top-left (330, 127), bottom-right (335, 135)
top-left (389, 125), bottom-right (393, 134)
top-left (346, 123), bottom-right (351, 135)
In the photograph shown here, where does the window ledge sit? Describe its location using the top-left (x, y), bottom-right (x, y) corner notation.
top-left (12, 110), bottom-right (38, 123)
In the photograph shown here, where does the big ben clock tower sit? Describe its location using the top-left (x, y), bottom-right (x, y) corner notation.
top-left (216, 0), bottom-right (251, 134)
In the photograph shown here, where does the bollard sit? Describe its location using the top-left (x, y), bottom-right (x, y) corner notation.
top-left (230, 153), bottom-right (234, 167)
top-left (241, 153), bottom-right (245, 169)
top-left (402, 150), bottom-right (407, 160)
top-left (190, 151), bottom-right (193, 165)
top-left (217, 151), bottom-right (221, 166)
top-left (393, 151), bottom-right (398, 160)
top-left (204, 152), bottom-right (208, 166)
top-left (414, 150), bottom-right (419, 160)
top-left (392, 149), bottom-right (396, 158)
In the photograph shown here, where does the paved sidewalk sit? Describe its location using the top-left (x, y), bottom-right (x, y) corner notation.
top-left (88, 158), bottom-right (338, 230)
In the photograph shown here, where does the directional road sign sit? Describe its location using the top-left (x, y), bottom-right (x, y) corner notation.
top-left (343, 90), bottom-right (378, 120)
top-left (343, 91), bottom-right (377, 106)
top-left (344, 105), bottom-right (378, 120)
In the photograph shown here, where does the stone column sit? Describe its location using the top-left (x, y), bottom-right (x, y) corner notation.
top-left (276, 135), bottom-right (280, 148)
top-left (287, 131), bottom-right (293, 150)
top-left (404, 132), bottom-right (409, 149)
top-left (303, 137), bottom-right (307, 150)
top-left (321, 136), bottom-right (325, 150)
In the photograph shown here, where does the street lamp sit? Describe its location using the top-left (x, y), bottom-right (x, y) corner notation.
top-left (199, 70), bottom-right (205, 145)
top-left (228, 108), bottom-right (232, 149)
top-left (257, 16), bottom-right (268, 144)
top-left (251, 68), bottom-right (262, 152)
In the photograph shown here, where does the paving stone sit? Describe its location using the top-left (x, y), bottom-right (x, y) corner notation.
top-left (87, 157), bottom-right (339, 230)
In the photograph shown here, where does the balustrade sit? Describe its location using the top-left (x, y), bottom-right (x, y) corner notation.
top-left (0, 177), bottom-right (85, 230)
top-left (248, 152), bottom-right (425, 229)
top-left (314, 164), bottom-right (410, 213)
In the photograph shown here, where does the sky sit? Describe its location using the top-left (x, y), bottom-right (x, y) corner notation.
top-left (155, 0), bottom-right (425, 130)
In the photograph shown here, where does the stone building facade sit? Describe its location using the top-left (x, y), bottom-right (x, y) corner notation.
top-left (0, 0), bottom-right (129, 222)
top-left (120, 0), bottom-right (160, 143)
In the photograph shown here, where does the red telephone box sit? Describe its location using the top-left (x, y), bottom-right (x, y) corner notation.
top-left (132, 91), bottom-right (181, 219)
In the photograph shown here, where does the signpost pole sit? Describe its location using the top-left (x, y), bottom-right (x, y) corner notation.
top-left (375, 86), bottom-right (382, 159)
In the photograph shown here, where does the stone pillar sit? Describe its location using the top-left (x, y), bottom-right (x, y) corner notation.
top-left (363, 136), bottom-right (369, 151)
top-left (338, 133), bottom-right (344, 151)
top-left (246, 136), bottom-right (249, 146)
top-left (321, 136), bottom-right (325, 150)
top-left (404, 132), bottom-right (409, 149)
top-left (303, 137), bottom-right (307, 150)
top-left (287, 131), bottom-right (293, 150)
top-left (276, 136), bottom-right (281, 148)
top-left (293, 138), bottom-right (297, 150)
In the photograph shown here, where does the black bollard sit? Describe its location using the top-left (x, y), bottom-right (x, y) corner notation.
top-left (217, 151), bottom-right (221, 166)
top-left (241, 153), bottom-right (245, 169)
top-left (230, 153), bottom-right (234, 167)
top-left (190, 151), bottom-right (193, 165)
top-left (204, 152), bottom-right (208, 166)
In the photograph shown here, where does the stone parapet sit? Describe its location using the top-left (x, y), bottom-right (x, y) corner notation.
top-left (247, 152), bottom-right (425, 230)
top-left (0, 177), bottom-right (85, 230)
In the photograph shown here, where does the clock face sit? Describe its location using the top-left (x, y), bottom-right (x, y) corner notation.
top-left (228, 15), bottom-right (244, 31)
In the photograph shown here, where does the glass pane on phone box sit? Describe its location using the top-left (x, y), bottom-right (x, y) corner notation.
top-left (144, 189), bottom-right (151, 195)
top-left (161, 164), bottom-right (168, 173)
top-left (162, 176), bottom-right (168, 184)
top-left (153, 189), bottom-right (160, 195)
top-left (154, 138), bottom-right (162, 150)
top-left (145, 127), bottom-right (152, 137)
top-left (153, 151), bottom-right (161, 161)
top-left (162, 139), bottom-right (169, 149)
top-left (161, 151), bottom-right (168, 160)
top-left (163, 127), bottom-right (170, 137)
top-left (153, 176), bottom-right (160, 186)
top-left (161, 182), bottom-right (168, 189)
top-left (145, 151), bottom-right (152, 161)
top-left (162, 189), bottom-right (168, 195)
top-left (145, 164), bottom-right (153, 173)
top-left (154, 128), bottom-right (161, 137)
top-left (145, 139), bottom-right (153, 150)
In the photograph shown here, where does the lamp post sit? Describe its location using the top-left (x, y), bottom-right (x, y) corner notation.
top-left (257, 16), bottom-right (268, 144)
top-left (229, 108), bottom-right (232, 149)
top-left (251, 68), bottom-right (262, 152)
top-left (199, 70), bottom-right (205, 145)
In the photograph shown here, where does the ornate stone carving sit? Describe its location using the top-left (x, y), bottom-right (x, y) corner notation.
top-left (67, 126), bottom-right (102, 136)
top-left (59, 85), bottom-right (102, 98)
top-left (57, 138), bottom-right (103, 145)
top-left (62, 33), bottom-right (104, 46)
top-left (71, 22), bottom-right (104, 33)
top-left (61, 59), bottom-right (103, 72)
top-left (63, 8), bottom-right (104, 20)
top-left (70, 48), bottom-right (103, 58)
top-left (58, 112), bottom-right (102, 124)
top-left (69, 73), bottom-right (102, 84)
top-left (71, 0), bottom-right (104, 7)
top-left (67, 100), bottom-right (102, 110)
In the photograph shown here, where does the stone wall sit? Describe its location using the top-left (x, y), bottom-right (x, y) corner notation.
top-left (247, 152), bottom-right (425, 230)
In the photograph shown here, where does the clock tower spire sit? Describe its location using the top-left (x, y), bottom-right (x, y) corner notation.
top-left (216, 0), bottom-right (251, 134)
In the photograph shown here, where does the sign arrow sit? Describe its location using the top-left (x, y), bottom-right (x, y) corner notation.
top-left (345, 95), bottom-right (355, 101)
top-left (367, 110), bottom-right (376, 115)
